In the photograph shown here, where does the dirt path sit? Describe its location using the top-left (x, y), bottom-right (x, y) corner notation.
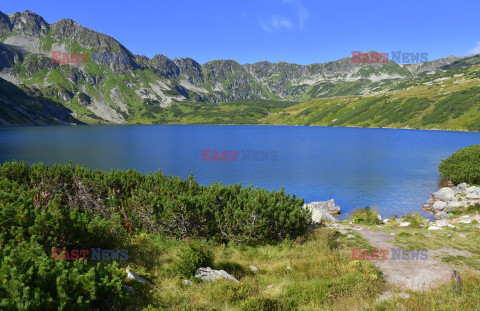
top-left (338, 224), bottom-right (470, 291)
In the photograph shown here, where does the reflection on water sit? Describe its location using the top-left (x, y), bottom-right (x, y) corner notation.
top-left (0, 125), bottom-right (479, 219)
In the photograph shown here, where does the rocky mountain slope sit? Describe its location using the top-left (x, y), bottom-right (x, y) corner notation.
top-left (0, 10), bottom-right (478, 127)
top-left (0, 75), bottom-right (80, 126)
top-left (263, 55), bottom-right (480, 131)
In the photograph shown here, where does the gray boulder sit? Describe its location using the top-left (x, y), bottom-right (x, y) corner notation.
top-left (445, 201), bottom-right (463, 211)
top-left (433, 201), bottom-right (447, 211)
top-left (305, 199), bottom-right (341, 214)
top-left (195, 267), bottom-right (239, 282)
top-left (467, 186), bottom-right (480, 193)
top-left (466, 186), bottom-right (480, 199)
top-left (433, 187), bottom-right (456, 202)
top-left (435, 211), bottom-right (450, 220)
top-left (422, 203), bottom-right (433, 211)
top-left (303, 203), bottom-right (337, 223)
top-left (458, 183), bottom-right (469, 191)
top-left (126, 269), bottom-right (154, 288)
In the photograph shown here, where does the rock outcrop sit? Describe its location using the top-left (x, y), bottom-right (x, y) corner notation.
top-left (422, 183), bottom-right (480, 219)
top-left (303, 199), bottom-right (341, 223)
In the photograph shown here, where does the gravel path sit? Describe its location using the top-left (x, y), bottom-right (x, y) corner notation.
top-left (339, 224), bottom-right (470, 291)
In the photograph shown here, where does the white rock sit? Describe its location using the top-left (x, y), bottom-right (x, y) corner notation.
top-left (195, 267), bottom-right (239, 282)
top-left (126, 269), bottom-right (154, 288)
top-left (304, 200), bottom-right (341, 214)
top-left (458, 183), bottom-right (469, 191)
top-left (433, 201), bottom-right (447, 211)
top-left (446, 201), bottom-right (463, 209)
top-left (467, 186), bottom-right (480, 194)
top-left (428, 226), bottom-right (442, 230)
top-left (249, 265), bottom-right (259, 272)
top-left (435, 211), bottom-right (450, 219)
top-left (433, 187), bottom-right (456, 202)
top-left (399, 222), bottom-right (411, 227)
top-left (466, 192), bottom-right (480, 200)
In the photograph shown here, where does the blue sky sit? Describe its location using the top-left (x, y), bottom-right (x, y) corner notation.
top-left (2, 0), bottom-right (480, 65)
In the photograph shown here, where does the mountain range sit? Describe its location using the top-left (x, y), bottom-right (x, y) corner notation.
top-left (0, 10), bottom-right (479, 130)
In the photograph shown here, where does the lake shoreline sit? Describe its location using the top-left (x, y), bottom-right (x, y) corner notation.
top-left (1, 122), bottom-right (478, 134)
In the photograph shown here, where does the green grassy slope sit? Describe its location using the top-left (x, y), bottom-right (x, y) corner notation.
top-left (263, 65), bottom-right (480, 131)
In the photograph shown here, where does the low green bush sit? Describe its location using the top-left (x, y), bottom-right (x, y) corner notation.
top-left (349, 206), bottom-right (381, 225)
top-left (438, 144), bottom-right (480, 185)
top-left (0, 161), bottom-right (311, 245)
top-left (0, 238), bottom-right (127, 310)
top-left (175, 241), bottom-right (214, 278)
top-left (401, 212), bottom-right (426, 228)
top-left (0, 161), bottom-right (311, 309)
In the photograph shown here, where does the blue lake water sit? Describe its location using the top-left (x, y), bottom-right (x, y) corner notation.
top-left (0, 125), bottom-right (479, 219)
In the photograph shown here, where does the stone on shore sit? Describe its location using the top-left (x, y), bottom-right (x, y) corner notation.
top-left (466, 186), bottom-right (480, 199)
top-left (305, 199), bottom-right (341, 214)
top-left (432, 187), bottom-right (456, 202)
top-left (433, 201), bottom-right (447, 211)
top-left (435, 211), bottom-right (450, 220)
top-left (424, 183), bottom-right (480, 219)
top-left (303, 201), bottom-right (339, 223)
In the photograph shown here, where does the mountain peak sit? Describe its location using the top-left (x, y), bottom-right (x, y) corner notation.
top-left (8, 10), bottom-right (49, 36)
top-left (0, 11), bottom-right (12, 37)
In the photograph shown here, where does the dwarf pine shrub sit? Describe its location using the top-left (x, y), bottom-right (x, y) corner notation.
top-left (439, 144), bottom-right (480, 185)
top-left (0, 161), bottom-right (311, 309)
top-left (176, 241), bottom-right (214, 278)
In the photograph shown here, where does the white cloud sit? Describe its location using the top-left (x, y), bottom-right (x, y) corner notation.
top-left (272, 15), bottom-right (293, 29)
top-left (261, 0), bottom-right (309, 33)
top-left (469, 41), bottom-right (480, 55)
top-left (298, 6), bottom-right (309, 29)
top-left (262, 15), bottom-right (293, 32)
